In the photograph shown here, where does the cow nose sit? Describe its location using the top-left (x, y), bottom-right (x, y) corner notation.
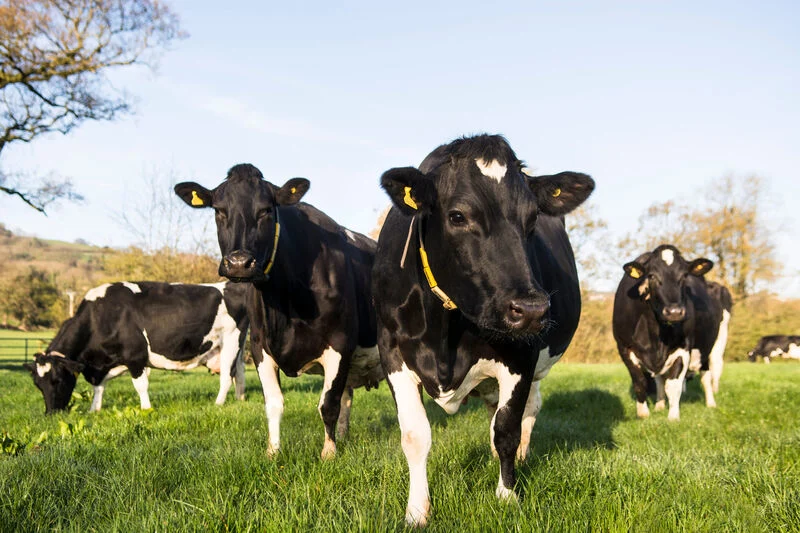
top-left (505, 299), bottom-right (550, 332)
top-left (220, 250), bottom-right (258, 279)
top-left (662, 305), bottom-right (686, 322)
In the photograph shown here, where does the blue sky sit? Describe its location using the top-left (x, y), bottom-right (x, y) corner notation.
top-left (2, 1), bottom-right (798, 295)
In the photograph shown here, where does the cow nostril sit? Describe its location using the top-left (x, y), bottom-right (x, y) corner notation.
top-left (506, 299), bottom-right (549, 328)
top-left (508, 301), bottom-right (525, 322)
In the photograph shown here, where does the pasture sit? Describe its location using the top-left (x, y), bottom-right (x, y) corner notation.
top-left (1, 357), bottom-right (798, 532)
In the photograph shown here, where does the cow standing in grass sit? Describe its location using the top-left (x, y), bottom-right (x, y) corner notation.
top-left (372, 134), bottom-right (594, 526)
top-left (612, 245), bottom-right (729, 421)
top-left (25, 281), bottom-right (248, 414)
top-left (748, 335), bottom-right (800, 363)
top-left (175, 164), bottom-right (383, 460)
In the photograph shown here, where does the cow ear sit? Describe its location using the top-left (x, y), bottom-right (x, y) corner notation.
top-left (527, 172), bottom-right (595, 216)
top-left (174, 182), bottom-right (213, 208)
top-left (624, 261), bottom-right (646, 279)
top-left (688, 258), bottom-right (713, 276)
top-left (380, 167), bottom-right (437, 216)
top-left (55, 358), bottom-right (84, 375)
top-left (274, 178), bottom-right (310, 206)
top-left (23, 361), bottom-right (36, 375)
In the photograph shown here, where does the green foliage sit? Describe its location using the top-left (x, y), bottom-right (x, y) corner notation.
top-left (1, 267), bottom-right (65, 329)
top-left (102, 246), bottom-right (220, 285)
top-left (1, 362), bottom-right (798, 531)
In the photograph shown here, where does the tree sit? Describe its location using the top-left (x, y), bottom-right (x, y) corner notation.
top-left (0, 0), bottom-right (185, 212)
top-left (618, 174), bottom-right (779, 298)
top-left (565, 203), bottom-right (612, 290)
top-left (4, 267), bottom-right (65, 329)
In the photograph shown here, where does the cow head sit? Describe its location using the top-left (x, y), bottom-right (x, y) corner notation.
top-left (175, 164), bottom-right (309, 281)
top-left (380, 134), bottom-right (594, 339)
top-left (24, 353), bottom-right (84, 414)
top-left (623, 245), bottom-right (713, 324)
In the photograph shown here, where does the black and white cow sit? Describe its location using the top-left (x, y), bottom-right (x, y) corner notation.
top-left (748, 335), bottom-right (800, 363)
top-left (612, 245), bottom-right (729, 421)
top-left (372, 134), bottom-right (594, 526)
top-left (25, 281), bottom-right (248, 414)
top-left (175, 164), bottom-right (383, 460)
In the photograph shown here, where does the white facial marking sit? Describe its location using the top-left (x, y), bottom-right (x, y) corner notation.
top-left (475, 158), bottom-right (507, 182)
top-left (83, 283), bottom-right (111, 301)
top-left (36, 363), bottom-right (52, 377)
top-left (661, 249), bottom-right (675, 265)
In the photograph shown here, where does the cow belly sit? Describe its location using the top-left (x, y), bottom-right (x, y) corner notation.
top-left (147, 350), bottom-right (212, 371)
top-left (347, 345), bottom-right (384, 389)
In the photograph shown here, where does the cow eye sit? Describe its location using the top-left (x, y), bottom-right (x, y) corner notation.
top-left (257, 208), bottom-right (272, 220)
top-left (448, 211), bottom-right (467, 227)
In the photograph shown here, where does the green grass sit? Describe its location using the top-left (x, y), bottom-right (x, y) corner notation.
top-left (1, 359), bottom-right (799, 532)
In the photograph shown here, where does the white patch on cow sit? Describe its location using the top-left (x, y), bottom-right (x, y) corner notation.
top-left (636, 401), bottom-right (650, 418)
top-left (89, 365), bottom-right (129, 412)
top-left (769, 348), bottom-right (784, 359)
top-left (661, 249), bottom-right (675, 265)
top-left (36, 362), bottom-right (52, 377)
top-left (520, 166), bottom-right (535, 177)
top-left (257, 351), bottom-right (284, 457)
top-left (475, 158), bottom-right (507, 182)
top-left (496, 474), bottom-right (518, 502)
top-left (654, 375), bottom-right (666, 410)
top-left (121, 282), bottom-right (142, 294)
top-left (317, 346), bottom-right (343, 460)
top-left (763, 356), bottom-right (771, 364)
top-left (388, 364), bottom-right (432, 527)
top-left (83, 283), bottom-right (111, 301)
top-left (345, 229), bottom-right (356, 242)
top-left (689, 349), bottom-right (702, 373)
top-left (785, 343), bottom-right (800, 359)
top-left (707, 309), bottom-right (730, 395)
top-left (638, 278), bottom-right (650, 298)
top-left (663, 348), bottom-right (690, 421)
top-left (131, 368), bottom-right (151, 410)
top-left (628, 351), bottom-right (642, 368)
top-left (534, 346), bottom-right (563, 380)
top-left (517, 380), bottom-right (542, 461)
top-left (434, 358), bottom-right (514, 415)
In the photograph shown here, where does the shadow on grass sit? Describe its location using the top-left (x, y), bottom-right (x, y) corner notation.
top-left (531, 388), bottom-right (625, 455)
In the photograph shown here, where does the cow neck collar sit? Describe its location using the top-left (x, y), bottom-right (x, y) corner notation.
top-left (415, 216), bottom-right (458, 311)
top-left (263, 207), bottom-right (281, 278)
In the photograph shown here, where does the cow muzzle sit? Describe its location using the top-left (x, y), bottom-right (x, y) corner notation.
top-left (662, 305), bottom-right (686, 323)
top-left (219, 250), bottom-right (261, 281)
top-left (504, 298), bottom-right (550, 334)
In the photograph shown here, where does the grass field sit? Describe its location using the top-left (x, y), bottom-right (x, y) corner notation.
top-left (1, 357), bottom-right (799, 532)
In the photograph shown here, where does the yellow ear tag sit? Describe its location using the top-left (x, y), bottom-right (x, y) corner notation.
top-left (552, 187), bottom-right (562, 198)
top-left (629, 267), bottom-right (642, 279)
top-left (190, 190), bottom-right (204, 206)
top-left (403, 186), bottom-right (418, 210)
top-left (290, 187), bottom-right (297, 194)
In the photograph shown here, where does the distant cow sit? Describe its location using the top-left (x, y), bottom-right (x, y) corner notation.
top-left (613, 245), bottom-right (729, 421)
top-left (175, 164), bottom-right (383, 460)
top-left (25, 281), bottom-right (248, 414)
top-left (372, 134), bottom-right (594, 526)
top-left (748, 335), bottom-right (800, 363)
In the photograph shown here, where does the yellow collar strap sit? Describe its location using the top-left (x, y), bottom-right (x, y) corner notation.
top-left (417, 217), bottom-right (457, 311)
top-left (263, 208), bottom-right (281, 277)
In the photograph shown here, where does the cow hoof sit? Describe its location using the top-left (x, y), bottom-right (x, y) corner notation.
top-left (654, 400), bottom-right (666, 411)
top-left (267, 444), bottom-right (280, 458)
top-left (515, 446), bottom-right (529, 463)
top-left (405, 503), bottom-right (429, 528)
top-left (636, 403), bottom-right (650, 418)
top-left (706, 401), bottom-right (717, 408)
top-left (496, 484), bottom-right (518, 502)
top-left (320, 440), bottom-right (336, 461)
top-left (667, 412), bottom-right (680, 422)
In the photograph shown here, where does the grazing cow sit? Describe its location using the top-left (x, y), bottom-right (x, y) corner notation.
top-left (372, 134), bottom-right (594, 526)
top-left (612, 245), bottom-right (728, 421)
top-left (24, 281), bottom-right (248, 414)
top-left (748, 335), bottom-right (800, 363)
top-left (175, 164), bottom-right (382, 460)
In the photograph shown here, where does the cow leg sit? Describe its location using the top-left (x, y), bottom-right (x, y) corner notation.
top-left (317, 347), bottom-right (349, 460)
top-left (233, 346), bottom-right (246, 401)
top-left (215, 332), bottom-right (241, 405)
top-left (708, 309), bottom-right (730, 394)
top-left (131, 367), bottom-right (152, 410)
top-left (89, 365), bottom-right (128, 412)
top-left (653, 375), bottom-right (666, 411)
top-left (491, 366), bottom-right (528, 502)
top-left (516, 380), bottom-right (542, 462)
top-left (700, 370), bottom-right (716, 408)
top-left (253, 350), bottom-right (284, 457)
top-left (336, 386), bottom-right (353, 439)
top-left (664, 350), bottom-right (689, 421)
top-left (622, 352), bottom-right (650, 418)
top-left (388, 366), bottom-right (431, 527)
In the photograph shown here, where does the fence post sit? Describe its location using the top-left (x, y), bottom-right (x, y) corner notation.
top-left (25, 338), bottom-right (29, 363)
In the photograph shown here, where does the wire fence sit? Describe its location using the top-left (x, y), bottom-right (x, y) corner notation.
top-left (0, 337), bottom-right (53, 365)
